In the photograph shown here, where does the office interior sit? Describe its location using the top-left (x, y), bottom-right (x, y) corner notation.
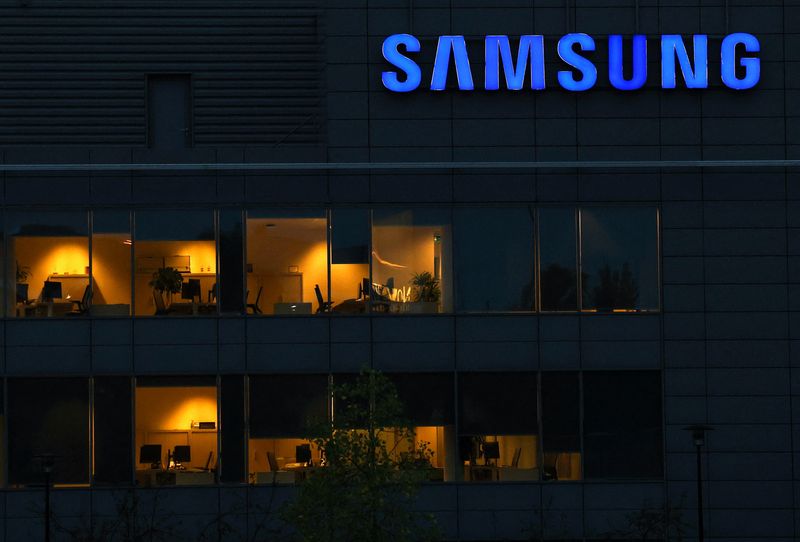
top-left (134, 379), bottom-right (218, 485)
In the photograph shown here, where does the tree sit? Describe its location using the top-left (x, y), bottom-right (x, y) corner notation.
top-left (590, 263), bottom-right (639, 310)
top-left (282, 369), bottom-right (440, 542)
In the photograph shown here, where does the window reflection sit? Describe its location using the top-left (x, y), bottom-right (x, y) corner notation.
top-left (91, 211), bottom-right (132, 316)
top-left (7, 212), bottom-right (89, 318)
top-left (246, 210), bottom-right (327, 316)
top-left (580, 207), bottom-right (659, 312)
top-left (134, 210), bottom-right (216, 316)
top-left (454, 207), bottom-right (535, 312)
top-left (372, 209), bottom-right (452, 314)
top-left (134, 377), bottom-right (218, 486)
top-left (539, 208), bottom-right (577, 311)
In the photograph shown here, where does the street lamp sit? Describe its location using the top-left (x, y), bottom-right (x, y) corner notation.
top-left (683, 424), bottom-right (713, 542)
top-left (33, 453), bottom-right (56, 542)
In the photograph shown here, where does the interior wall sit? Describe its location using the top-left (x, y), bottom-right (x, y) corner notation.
top-left (92, 234), bottom-right (131, 305)
top-left (11, 236), bottom-right (89, 300)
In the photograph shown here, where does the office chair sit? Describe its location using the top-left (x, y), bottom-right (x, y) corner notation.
top-left (208, 282), bottom-right (217, 304)
top-left (511, 447), bottom-right (522, 468)
top-left (246, 286), bottom-right (263, 314)
top-left (314, 284), bottom-right (332, 313)
top-left (267, 451), bottom-right (279, 472)
top-left (67, 284), bottom-right (92, 316)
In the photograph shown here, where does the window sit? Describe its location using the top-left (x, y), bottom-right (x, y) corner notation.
top-left (219, 210), bottom-right (244, 314)
top-left (7, 211), bottom-right (89, 318)
top-left (329, 209), bottom-right (370, 314)
top-left (541, 372), bottom-right (581, 480)
top-left (8, 378), bottom-right (91, 486)
top-left (246, 209), bottom-right (327, 316)
top-left (372, 209), bottom-right (453, 314)
top-left (583, 371), bottom-right (663, 479)
top-left (458, 372), bottom-right (539, 481)
top-left (539, 208), bottom-right (578, 311)
top-left (388, 373), bottom-right (455, 481)
top-left (94, 377), bottom-right (133, 485)
top-left (134, 376), bottom-right (218, 486)
top-left (248, 374), bottom-right (328, 485)
top-left (134, 209), bottom-right (216, 316)
top-left (454, 207), bottom-right (535, 312)
top-left (580, 207), bottom-right (659, 312)
top-left (91, 210), bottom-right (132, 316)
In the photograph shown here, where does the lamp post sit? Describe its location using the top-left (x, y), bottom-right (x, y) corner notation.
top-left (683, 424), bottom-right (713, 542)
top-left (34, 454), bottom-right (56, 542)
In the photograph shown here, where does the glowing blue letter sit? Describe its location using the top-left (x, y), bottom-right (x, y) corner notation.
top-left (485, 35), bottom-right (545, 91)
top-left (721, 33), bottom-right (760, 90)
top-left (431, 35), bottom-right (474, 91)
top-left (557, 33), bottom-right (597, 91)
top-left (661, 35), bottom-right (708, 89)
top-left (608, 35), bottom-right (648, 90)
top-left (381, 34), bottom-right (422, 92)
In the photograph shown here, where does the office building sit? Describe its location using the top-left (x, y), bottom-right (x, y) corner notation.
top-left (0, 0), bottom-right (795, 540)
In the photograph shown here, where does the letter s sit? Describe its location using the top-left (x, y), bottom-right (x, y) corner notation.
top-left (382, 34), bottom-right (422, 92)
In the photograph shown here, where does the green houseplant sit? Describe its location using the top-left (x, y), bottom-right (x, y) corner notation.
top-left (409, 271), bottom-right (440, 313)
top-left (148, 267), bottom-right (183, 307)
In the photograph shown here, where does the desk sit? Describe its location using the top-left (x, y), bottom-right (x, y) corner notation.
top-left (136, 469), bottom-right (215, 487)
top-left (497, 467), bottom-right (539, 482)
top-left (255, 471), bottom-right (296, 485)
top-left (466, 465), bottom-right (499, 482)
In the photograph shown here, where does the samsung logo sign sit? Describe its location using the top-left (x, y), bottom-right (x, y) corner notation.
top-left (381, 33), bottom-right (760, 92)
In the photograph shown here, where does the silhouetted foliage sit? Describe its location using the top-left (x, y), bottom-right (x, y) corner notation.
top-left (540, 263), bottom-right (578, 311)
top-left (589, 263), bottom-right (639, 310)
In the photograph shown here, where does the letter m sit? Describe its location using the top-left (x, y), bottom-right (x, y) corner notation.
top-left (485, 35), bottom-right (545, 90)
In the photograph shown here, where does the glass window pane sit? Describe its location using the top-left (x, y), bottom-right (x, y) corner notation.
top-left (92, 210), bottom-right (132, 316)
top-left (330, 209), bottom-right (370, 314)
top-left (246, 209), bottom-right (326, 316)
top-left (541, 372), bottom-right (581, 481)
top-left (580, 207), bottom-right (659, 312)
top-left (454, 208), bottom-right (535, 312)
top-left (458, 372), bottom-right (539, 482)
top-left (7, 211), bottom-right (89, 318)
top-left (134, 210), bottom-right (216, 316)
top-left (372, 209), bottom-right (453, 314)
top-left (135, 377), bottom-right (218, 485)
top-left (220, 375), bottom-right (246, 483)
top-left (583, 371), bottom-right (663, 479)
top-left (539, 208), bottom-right (577, 311)
top-left (8, 378), bottom-right (91, 486)
top-left (219, 210), bottom-right (244, 314)
top-left (94, 376), bottom-right (133, 485)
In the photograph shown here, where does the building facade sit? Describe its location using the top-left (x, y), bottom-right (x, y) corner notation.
top-left (0, 0), bottom-right (797, 540)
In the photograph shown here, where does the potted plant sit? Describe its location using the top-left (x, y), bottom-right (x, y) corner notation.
top-left (15, 260), bottom-right (31, 304)
top-left (408, 271), bottom-right (440, 314)
top-left (148, 267), bottom-right (183, 308)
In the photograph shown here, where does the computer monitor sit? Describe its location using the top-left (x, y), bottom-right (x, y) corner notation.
top-left (181, 279), bottom-right (200, 300)
top-left (173, 445), bottom-right (191, 464)
top-left (42, 280), bottom-right (62, 301)
top-left (139, 444), bottom-right (162, 468)
top-left (296, 444), bottom-right (312, 465)
top-left (482, 441), bottom-right (500, 463)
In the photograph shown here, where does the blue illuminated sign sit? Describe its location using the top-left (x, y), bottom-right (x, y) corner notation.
top-left (381, 33), bottom-right (760, 92)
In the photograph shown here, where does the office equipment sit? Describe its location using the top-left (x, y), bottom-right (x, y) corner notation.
top-left (198, 421), bottom-right (215, 430)
top-left (140, 444), bottom-right (162, 469)
top-left (173, 445), bottom-right (191, 468)
top-left (314, 284), bottom-right (332, 313)
top-left (42, 280), bottom-right (62, 301)
top-left (246, 286), bottom-right (263, 314)
top-left (181, 279), bottom-right (201, 301)
top-left (482, 441), bottom-right (500, 466)
top-left (296, 444), bottom-right (312, 465)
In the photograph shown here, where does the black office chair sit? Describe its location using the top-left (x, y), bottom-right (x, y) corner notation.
top-left (67, 284), bottom-right (92, 316)
top-left (315, 284), bottom-right (332, 313)
top-left (246, 286), bottom-right (263, 314)
top-left (208, 282), bottom-right (217, 304)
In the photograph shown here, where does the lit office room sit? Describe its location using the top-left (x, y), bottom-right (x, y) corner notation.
top-left (248, 374), bottom-right (328, 484)
top-left (134, 210), bottom-right (217, 316)
top-left (135, 377), bottom-right (218, 486)
top-left (7, 211), bottom-right (90, 318)
top-left (371, 209), bottom-right (452, 314)
top-left (458, 373), bottom-right (540, 482)
top-left (245, 210), bottom-right (328, 315)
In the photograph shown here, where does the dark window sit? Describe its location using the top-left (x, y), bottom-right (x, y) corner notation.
top-left (220, 375), bottom-right (246, 483)
top-left (94, 377), bottom-right (133, 485)
top-left (541, 372), bottom-right (581, 480)
top-left (539, 208), bottom-right (577, 311)
top-left (219, 209), bottom-right (244, 314)
top-left (147, 74), bottom-right (192, 149)
top-left (583, 371), bottom-right (663, 479)
top-left (389, 373), bottom-right (454, 427)
top-left (580, 207), bottom-right (659, 312)
top-left (8, 378), bottom-right (91, 486)
top-left (454, 207), bottom-right (535, 312)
